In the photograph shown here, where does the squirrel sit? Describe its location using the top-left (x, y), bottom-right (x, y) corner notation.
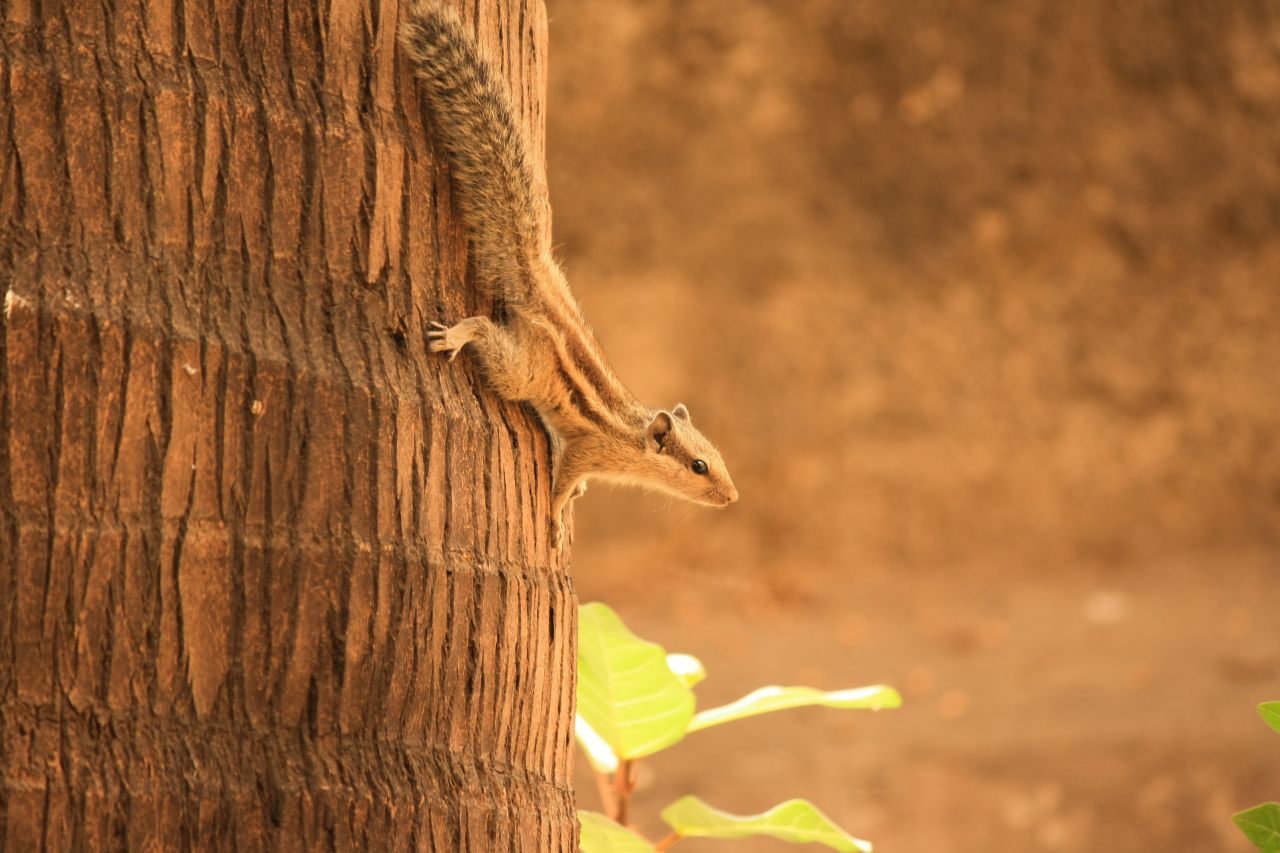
top-left (400, 1), bottom-right (737, 549)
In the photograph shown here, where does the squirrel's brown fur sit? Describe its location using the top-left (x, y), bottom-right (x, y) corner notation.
top-left (401, 1), bottom-right (736, 548)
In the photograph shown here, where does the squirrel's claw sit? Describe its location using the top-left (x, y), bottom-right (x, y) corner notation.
top-left (428, 320), bottom-right (467, 361)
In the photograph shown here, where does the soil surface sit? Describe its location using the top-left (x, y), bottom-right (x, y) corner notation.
top-left (544, 1), bottom-right (1280, 850)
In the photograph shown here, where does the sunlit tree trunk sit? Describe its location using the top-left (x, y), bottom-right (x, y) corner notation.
top-left (0, 0), bottom-right (576, 848)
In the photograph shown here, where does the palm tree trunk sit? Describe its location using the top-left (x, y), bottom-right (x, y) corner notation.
top-left (0, 0), bottom-right (577, 848)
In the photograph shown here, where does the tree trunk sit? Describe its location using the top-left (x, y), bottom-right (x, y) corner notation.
top-left (0, 0), bottom-right (577, 849)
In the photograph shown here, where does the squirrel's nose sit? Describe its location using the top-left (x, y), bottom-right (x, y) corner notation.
top-left (724, 486), bottom-right (739, 504)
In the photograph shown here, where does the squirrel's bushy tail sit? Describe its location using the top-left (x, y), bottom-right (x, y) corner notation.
top-left (401, 1), bottom-right (546, 303)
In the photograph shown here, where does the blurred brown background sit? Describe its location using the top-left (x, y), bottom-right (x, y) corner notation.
top-left (543, 1), bottom-right (1280, 851)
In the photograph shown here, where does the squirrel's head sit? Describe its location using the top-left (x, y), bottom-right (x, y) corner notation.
top-left (641, 403), bottom-right (737, 507)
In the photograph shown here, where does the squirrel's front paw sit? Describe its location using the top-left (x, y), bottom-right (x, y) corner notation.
top-left (551, 516), bottom-right (566, 552)
top-left (428, 320), bottom-right (471, 362)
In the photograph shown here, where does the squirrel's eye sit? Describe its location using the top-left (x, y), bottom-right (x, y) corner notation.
top-left (691, 459), bottom-right (709, 475)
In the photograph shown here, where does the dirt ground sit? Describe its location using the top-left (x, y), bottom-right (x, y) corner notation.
top-left (542, 1), bottom-right (1280, 850)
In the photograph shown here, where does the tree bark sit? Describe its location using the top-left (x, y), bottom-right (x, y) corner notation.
top-left (0, 0), bottom-right (577, 849)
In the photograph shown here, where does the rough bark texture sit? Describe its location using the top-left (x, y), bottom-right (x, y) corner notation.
top-left (0, 0), bottom-right (577, 849)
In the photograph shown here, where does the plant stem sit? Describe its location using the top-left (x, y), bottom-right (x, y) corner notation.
top-left (653, 832), bottom-right (683, 851)
top-left (612, 759), bottom-right (634, 825)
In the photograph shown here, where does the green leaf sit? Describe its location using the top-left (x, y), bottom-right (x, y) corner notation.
top-left (687, 684), bottom-right (901, 733)
top-left (1258, 702), bottom-right (1280, 736)
top-left (666, 653), bottom-right (707, 688)
top-left (1234, 803), bottom-right (1280, 853)
top-left (575, 715), bottom-right (619, 774)
top-left (577, 603), bottom-right (695, 760)
top-left (661, 796), bottom-right (872, 852)
top-left (578, 811), bottom-right (655, 853)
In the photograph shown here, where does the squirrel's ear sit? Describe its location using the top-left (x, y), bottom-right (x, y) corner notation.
top-left (672, 403), bottom-right (691, 423)
top-left (647, 411), bottom-right (674, 450)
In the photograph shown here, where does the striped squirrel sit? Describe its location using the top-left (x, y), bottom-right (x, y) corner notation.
top-left (401, 1), bottom-right (737, 549)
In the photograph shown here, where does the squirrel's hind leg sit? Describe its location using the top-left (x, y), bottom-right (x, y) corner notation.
top-left (429, 315), bottom-right (533, 401)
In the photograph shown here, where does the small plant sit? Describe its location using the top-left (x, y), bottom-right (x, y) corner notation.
top-left (575, 602), bottom-right (901, 852)
top-left (1233, 702), bottom-right (1280, 852)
